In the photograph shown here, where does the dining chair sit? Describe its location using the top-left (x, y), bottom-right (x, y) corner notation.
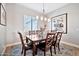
top-left (56, 32), bottom-right (63, 52)
top-left (51, 32), bottom-right (57, 54)
top-left (18, 32), bottom-right (32, 56)
top-left (37, 33), bottom-right (56, 56)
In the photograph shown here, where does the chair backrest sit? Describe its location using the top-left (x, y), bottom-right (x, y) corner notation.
top-left (29, 31), bottom-right (36, 35)
top-left (56, 32), bottom-right (63, 44)
top-left (45, 33), bottom-right (56, 49)
top-left (18, 32), bottom-right (25, 47)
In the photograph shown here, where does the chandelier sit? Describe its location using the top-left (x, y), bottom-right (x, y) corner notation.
top-left (36, 3), bottom-right (51, 22)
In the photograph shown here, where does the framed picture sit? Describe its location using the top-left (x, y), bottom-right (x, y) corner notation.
top-left (51, 13), bottom-right (67, 34)
top-left (0, 3), bottom-right (6, 26)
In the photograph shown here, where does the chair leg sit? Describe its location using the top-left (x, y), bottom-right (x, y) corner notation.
top-left (24, 49), bottom-right (26, 56)
top-left (44, 50), bottom-right (46, 56)
top-left (35, 47), bottom-right (37, 55)
top-left (54, 46), bottom-right (56, 54)
top-left (50, 46), bottom-right (52, 56)
top-left (21, 47), bottom-right (23, 54)
top-left (58, 43), bottom-right (60, 52)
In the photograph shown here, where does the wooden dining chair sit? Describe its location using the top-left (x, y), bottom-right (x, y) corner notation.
top-left (56, 32), bottom-right (63, 52)
top-left (37, 33), bottom-right (56, 56)
top-left (18, 32), bottom-right (32, 56)
top-left (51, 32), bottom-right (57, 54)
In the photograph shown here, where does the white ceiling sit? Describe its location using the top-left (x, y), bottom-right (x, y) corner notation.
top-left (18, 3), bottom-right (68, 14)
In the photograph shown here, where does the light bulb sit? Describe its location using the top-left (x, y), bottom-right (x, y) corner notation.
top-left (41, 16), bottom-right (43, 21)
top-left (44, 17), bottom-right (47, 21)
top-left (36, 16), bottom-right (39, 19)
top-left (48, 19), bottom-right (51, 22)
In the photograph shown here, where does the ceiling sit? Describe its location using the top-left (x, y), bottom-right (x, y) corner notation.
top-left (18, 3), bottom-right (68, 14)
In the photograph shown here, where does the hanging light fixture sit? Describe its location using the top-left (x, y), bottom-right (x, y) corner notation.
top-left (41, 2), bottom-right (47, 21)
top-left (36, 3), bottom-right (51, 22)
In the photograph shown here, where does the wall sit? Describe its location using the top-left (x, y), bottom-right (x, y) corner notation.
top-left (0, 4), bottom-right (6, 54)
top-left (47, 3), bottom-right (79, 46)
top-left (6, 3), bottom-right (43, 45)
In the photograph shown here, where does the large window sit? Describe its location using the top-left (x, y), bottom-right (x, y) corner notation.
top-left (31, 17), bottom-right (38, 30)
top-left (24, 16), bottom-right (38, 33)
top-left (24, 16), bottom-right (31, 32)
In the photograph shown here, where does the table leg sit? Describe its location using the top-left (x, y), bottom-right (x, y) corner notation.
top-left (32, 41), bottom-right (36, 56)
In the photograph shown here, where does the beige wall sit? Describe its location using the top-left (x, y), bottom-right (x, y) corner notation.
top-left (48, 3), bottom-right (79, 46)
top-left (0, 3), bottom-right (7, 54)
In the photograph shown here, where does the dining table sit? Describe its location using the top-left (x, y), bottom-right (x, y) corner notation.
top-left (26, 34), bottom-right (45, 56)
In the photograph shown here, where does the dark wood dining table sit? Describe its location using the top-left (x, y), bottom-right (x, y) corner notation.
top-left (26, 35), bottom-right (45, 56)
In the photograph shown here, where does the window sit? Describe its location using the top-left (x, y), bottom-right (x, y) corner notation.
top-left (32, 17), bottom-right (38, 30)
top-left (24, 16), bottom-right (31, 32)
top-left (24, 16), bottom-right (38, 33)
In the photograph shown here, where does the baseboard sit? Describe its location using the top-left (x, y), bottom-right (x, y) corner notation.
top-left (6, 42), bottom-right (21, 47)
top-left (61, 41), bottom-right (79, 48)
top-left (1, 46), bottom-right (6, 56)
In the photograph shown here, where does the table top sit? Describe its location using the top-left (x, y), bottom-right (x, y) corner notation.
top-left (26, 35), bottom-right (45, 42)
